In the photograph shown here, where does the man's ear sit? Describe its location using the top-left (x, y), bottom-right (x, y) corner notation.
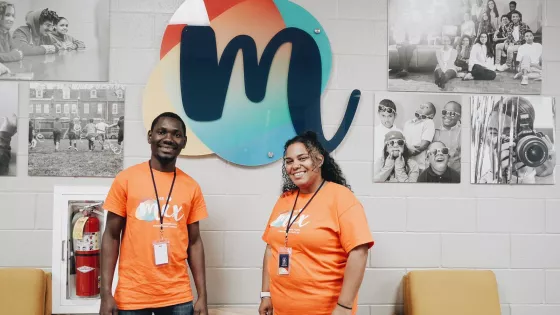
top-left (147, 130), bottom-right (152, 144)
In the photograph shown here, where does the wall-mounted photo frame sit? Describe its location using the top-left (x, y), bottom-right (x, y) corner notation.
top-left (0, 0), bottom-right (110, 81)
top-left (471, 95), bottom-right (555, 184)
top-left (0, 81), bottom-right (19, 176)
top-left (28, 83), bottom-right (125, 177)
top-left (374, 92), bottom-right (466, 184)
top-left (388, 0), bottom-right (544, 95)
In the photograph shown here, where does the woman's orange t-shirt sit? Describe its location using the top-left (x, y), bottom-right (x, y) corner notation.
top-left (103, 162), bottom-right (208, 310)
top-left (262, 181), bottom-right (374, 315)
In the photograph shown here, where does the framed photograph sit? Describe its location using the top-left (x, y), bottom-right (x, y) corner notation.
top-left (471, 95), bottom-right (555, 184)
top-left (374, 92), bottom-right (466, 183)
top-left (0, 81), bottom-right (18, 176)
top-left (388, 0), bottom-right (544, 95)
top-left (28, 83), bottom-right (125, 177)
top-left (0, 0), bottom-right (110, 81)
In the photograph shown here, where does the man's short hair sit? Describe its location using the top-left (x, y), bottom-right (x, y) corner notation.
top-left (39, 8), bottom-right (58, 25)
top-left (425, 102), bottom-right (436, 116)
top-left (150, 112), bottom-right (187, 135)
top-left (524, 30), bottom-right (534, 36)
top-left (509, 1), bottom-right (517, 6)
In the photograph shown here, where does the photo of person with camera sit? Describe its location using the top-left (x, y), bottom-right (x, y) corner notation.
top-left (471, 95), bottom-right (556, 184)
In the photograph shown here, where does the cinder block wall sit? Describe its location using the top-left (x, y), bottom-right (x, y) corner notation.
top-left (1, 0), bottom-right (560, 314)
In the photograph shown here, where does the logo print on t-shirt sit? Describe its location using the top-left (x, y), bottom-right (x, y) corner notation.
top-left (269, 210), bottom-right (310, 229)
top-left (135, 198), bottom-right (184, 223)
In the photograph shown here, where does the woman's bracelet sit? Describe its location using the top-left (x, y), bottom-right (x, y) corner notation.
top-left (337, 302), bottom-right (352, 310)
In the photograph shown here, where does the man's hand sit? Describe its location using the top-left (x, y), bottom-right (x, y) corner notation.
top-left (0, 114), bottom-right (17, 136)
top-left (194, 297), bottom-right (208, 315)
top-left (258, 297), bottom-right (273, 315)
top-left (332, 304), bottom-right (352, 315)
top-left (99, 294), bottom-right (118, 315)
top-left (0, 63), bottom-right (10, 75)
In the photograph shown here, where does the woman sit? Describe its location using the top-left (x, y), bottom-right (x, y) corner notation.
top-left (454, 35), bottom-right (472, 75)
top-left (0, 1), bottom-right (22, 62)
top-left (12, 8), bottom-right (58, 56)
top-left (49, 16), bottom-right (85, 50)
top-left (434, 35), bottom-right (458, 89)
top-left (486, 0), bottom-right (500, 30)
top-left (373, 131), bottom-right (419, 183)
top-left (259, 131), bottom-right (373, 315)
top-left (476, 11), bottom-right (495, 45)
top-left (463, 33), bottom-right (496, 80)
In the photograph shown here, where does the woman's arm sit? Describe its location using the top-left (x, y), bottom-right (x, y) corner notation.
top-left (373, 157), bottom-right (394, 182)
top-left (335, 244), bottom-right (369, 310)
top-left (435, 50), bottom-right (446, 71)
top-left (259, 245), bottom-right (273, 315)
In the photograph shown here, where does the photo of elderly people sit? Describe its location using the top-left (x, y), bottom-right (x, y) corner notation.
top-left (388, 0), bottom-right (543, 94)
top-left (374, 93), bottom-right (464, 184)
top-left (0, 0), bottom-right (109, 81)
top-left (471, 95), bottom-right (555, 185)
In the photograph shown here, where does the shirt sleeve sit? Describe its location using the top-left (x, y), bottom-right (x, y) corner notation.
top-left (421, 120), bottom-right (436, 142)
top-left (262, 196), bottom-right (284, 244)
top-left (338, 200), bottom-right (374, 253)
top-left (103, 174), bottom-right (128, 218)
top-left (186, 183), bottom-right (208, 224)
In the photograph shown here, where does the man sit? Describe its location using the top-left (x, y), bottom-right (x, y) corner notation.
top-left (402, 102), bottom-right (436, 172)
top-left (418, 141), bottom-right (460, 183)
top-left (52, 117), bottom-right (62, 152)
top-left (12, 8), bottom-right (58, 56)
top-left (433, 101), bottom-right (461, 174)
top-left (95, 118), bottom-right (109, 150)
top-left (374, 99), bottom-right (401, 162)
top-left (506, 1), bottom-right (517, 21)
top-left (99, 112), bottom-right (209, 315)
top-left (495, 10), bottom-right (530, 72)
top-left (514, 30), bottom-right (542, 85)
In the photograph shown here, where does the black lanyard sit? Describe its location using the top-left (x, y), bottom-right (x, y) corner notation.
top-left (284, 180), bottom-right (326, 247)
top-left (149, 160), bottom-right (177, 237)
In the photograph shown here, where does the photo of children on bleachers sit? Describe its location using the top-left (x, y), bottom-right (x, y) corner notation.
top-left (388, 0), bottom-right (543, 94)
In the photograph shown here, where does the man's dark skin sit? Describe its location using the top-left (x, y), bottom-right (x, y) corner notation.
top-left (99, 116), bottom-right (208, 315)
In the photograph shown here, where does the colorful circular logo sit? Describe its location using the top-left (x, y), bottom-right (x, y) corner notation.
top-left (143, 0), bottom-right (341, 166)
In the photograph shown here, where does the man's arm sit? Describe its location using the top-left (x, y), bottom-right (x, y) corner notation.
top-left (187, 222), bottom-right (207, 311)
top-left (99, 212), bottom-right (125, 314)
top-left (12, 28), bottom-right (48, 56)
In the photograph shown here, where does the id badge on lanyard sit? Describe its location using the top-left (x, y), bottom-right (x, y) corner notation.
top-left (278, 246), bottom-right (292, 275)
top-left (149, 160), bottom-right (176, 267)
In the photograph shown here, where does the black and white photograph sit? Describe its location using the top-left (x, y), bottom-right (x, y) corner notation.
top-left (0, 81), bottom-right (18, 176)
top-left (374, 92), bottom-right (465, 183)
top-left (388, 0), bottom-right (544, 94)
top-left (0, 0), bottom-right (110, 81)
top-left (28, 83), bottom-right (125, 177)
top-left (471, 95), bottom-right (555, 185)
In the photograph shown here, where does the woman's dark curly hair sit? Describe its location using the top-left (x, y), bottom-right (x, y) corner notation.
top-left (281, 131), bottom-right (350, 193)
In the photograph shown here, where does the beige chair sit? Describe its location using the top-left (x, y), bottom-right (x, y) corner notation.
top-left (404, 270), bottom-right (501, 315)
top-left (0, 268), bottom-right (52, 315)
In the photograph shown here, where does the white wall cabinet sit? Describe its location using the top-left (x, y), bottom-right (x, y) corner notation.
top-left (51, 186), bottom-right (118, 314)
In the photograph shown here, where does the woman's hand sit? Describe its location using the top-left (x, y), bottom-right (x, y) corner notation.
top-left (259, 297), bottom-right (273, 315)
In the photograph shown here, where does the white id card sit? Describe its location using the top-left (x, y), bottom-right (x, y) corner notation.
top-left (153, 240), bottom-right (169, 266)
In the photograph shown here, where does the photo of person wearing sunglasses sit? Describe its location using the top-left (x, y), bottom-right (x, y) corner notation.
top-left (417, 141), bottom-right (461, 183)
top-left (373, 93), bottom-right (464, 184)
top-left (434, 101), bottom-right (462, 174)
top-left (374, 99), bottom-right (402, 162)
top-left (374, 131), bottom-right (420, 183)
top-left (403, 102), bottom-right (436, 172)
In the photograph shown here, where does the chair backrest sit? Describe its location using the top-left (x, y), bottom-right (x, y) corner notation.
top-left (0, 268), bottom-right (51, 315)
top-left (404, 270), bottom-right (501, 315)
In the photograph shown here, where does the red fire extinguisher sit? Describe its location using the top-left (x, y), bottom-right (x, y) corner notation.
top-left (74, 212), bottom-right (101, 297)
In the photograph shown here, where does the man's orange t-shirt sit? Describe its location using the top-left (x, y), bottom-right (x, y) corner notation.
top-left (262, 181), bottom-right (374, 315)
top-left (103, 161), bottom-right (208, 310)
